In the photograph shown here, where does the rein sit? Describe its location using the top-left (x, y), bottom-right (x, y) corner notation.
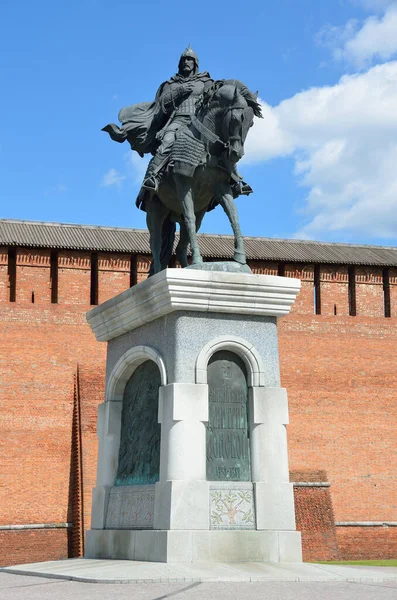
top-left (190, 115), bottom-right (228, 149)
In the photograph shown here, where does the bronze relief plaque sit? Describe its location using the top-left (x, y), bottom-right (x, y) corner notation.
top-left (206, 350), bottom-right (251, 481)
top-left (116, 360), bottom-right (161, 486)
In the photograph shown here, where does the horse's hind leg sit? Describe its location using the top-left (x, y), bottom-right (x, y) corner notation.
top-left (175, 219), bottom-right (189, 267)
top-left (216, 184), bottom-right (247, 264)
top-left (160, 217), bottom-right (176, 271)
top-left (175, 175), bottom-right (203, 265)
top-left (146, 197), bottom-right (169, 275)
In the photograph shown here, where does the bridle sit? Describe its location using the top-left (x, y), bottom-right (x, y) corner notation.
top-left (191, 92), bottom-right (248, 156)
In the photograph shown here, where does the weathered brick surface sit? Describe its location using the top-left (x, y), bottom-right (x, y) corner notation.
top-left (319, 265), bottom-right (349, 317)
top-left (0, 250), bottom-right (10, 302)
top-left (336, 527), bottom-right (397, 560)
top-left (249, 261), bottom-right (278, 276)
top-left (98, 253), bottom-right (130, 304)
top-left (77, 366), bottom-right (106, 539)
top-left (0, 529), bottom-right (70, 566)
top-left (1, 246), bottom-right (396, 565)
top-left (284, 264), bottom-right (314, 315)
top-left (136, 255), bottom-right (151, 283)
top-left (15, 249), bottom-right (52, 305)
top-left (389, 268), bottom-right (397, 318)
top-left (293, 486), bottom-right (340, 562)
top-left (0, 248), bottom-right (108, 566)
top-left (355, 267), bottom-right (384, 317)
top-left (280, 314), bottom-right (397, 524)
top-left (58, 251), bottom-right (92, 306)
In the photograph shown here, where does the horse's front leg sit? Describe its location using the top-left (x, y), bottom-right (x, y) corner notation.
top-left (216, 184), bottom-right (246, 264)
top-left (176, 208), bottom-right (206, 268)
top-left (175, 175), bottom-right (203, 265)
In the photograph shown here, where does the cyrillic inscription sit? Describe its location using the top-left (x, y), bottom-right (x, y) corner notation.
top-left (206, 351), bottom-right (251, 481)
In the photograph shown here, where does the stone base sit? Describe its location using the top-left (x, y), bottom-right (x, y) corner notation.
top-left (185, 261), bottom-right (252, 274)
top-left (85, 529), bottom-right (302, 563)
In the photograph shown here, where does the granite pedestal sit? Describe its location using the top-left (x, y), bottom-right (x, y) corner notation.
top-left (85, 267), bottom-right (302, 563)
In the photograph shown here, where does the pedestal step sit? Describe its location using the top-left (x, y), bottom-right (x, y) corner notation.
top-left (86, 529), bottom-right (302, 563)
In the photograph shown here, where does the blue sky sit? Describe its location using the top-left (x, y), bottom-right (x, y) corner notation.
top-left (1, 0), bottom-right (397, 245)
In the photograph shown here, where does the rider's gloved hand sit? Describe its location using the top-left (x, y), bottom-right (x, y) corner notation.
top-left (181, 81), bottom-right (195, 95)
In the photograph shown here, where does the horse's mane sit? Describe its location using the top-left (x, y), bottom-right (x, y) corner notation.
top-left (196, 79), bottom-right (263, 118)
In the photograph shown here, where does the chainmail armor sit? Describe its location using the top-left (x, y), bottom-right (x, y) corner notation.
top-left (171, 128), bottom-right (206, 177)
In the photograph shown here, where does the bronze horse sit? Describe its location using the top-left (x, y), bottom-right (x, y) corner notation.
top-left (141, 80), bottom-right (262, 274)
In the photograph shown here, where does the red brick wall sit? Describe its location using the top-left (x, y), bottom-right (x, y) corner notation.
top-left (336, 527), bottom-right (397, 560)
top-left (355, 267), bottom-right (384, 317)
top-left (137, 255), bottom-right (151, 283)
top-left (293, 486), bottom-right (340, 561)
top-left (0, 250), bottom-right (9, 302)
top-left (389, 268), bottom-right (397, 317)
top-left (249, 261), bottom-right (278, 275)
top-left (0, 529), bottom-right (70, 566)
top-left (319, 266), bottom-right (349, 317)
top-left (15, 249), bottom-right (52, 305)
top-left (77, 365), bottom-right (106, 543)
top-left (285, 264), bottom-right (315, 315)
top-left (280, 314), bottom-right (397, 524)
top-left (98, 253), bottom-right (130, 304)
top-left (1, 247), bottom-right (397, 565)
top-left (58, 251), bottom-right (92, 306)
top-left (0, 248), bottom-right (109, 567)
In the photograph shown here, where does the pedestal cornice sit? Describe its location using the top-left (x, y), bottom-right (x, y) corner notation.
top-left (87, 268), bottom-right (301, 342)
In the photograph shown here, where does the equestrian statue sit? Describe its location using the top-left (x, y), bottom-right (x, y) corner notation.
top-left (103, 47), bottom-right (262, 275)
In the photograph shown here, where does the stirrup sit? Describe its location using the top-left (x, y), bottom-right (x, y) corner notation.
top-left (240, 182), bottom-right (253, 195)
top-left (142, 176), bottom-right (158, 192)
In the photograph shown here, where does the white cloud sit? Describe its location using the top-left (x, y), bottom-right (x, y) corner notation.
top-left (345, 4), bottom-right (397, 67)
top-left (241, 102), bottom-right (293, 162)
top-left (319, 3), bottom-right (397, 69)
top-left (101, 168), bottom-right (125, 187)
top-left (244, 61), bottom-right (397, 240)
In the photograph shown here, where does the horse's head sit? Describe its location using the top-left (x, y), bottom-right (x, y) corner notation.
top-left (198, 80), bottom-right (262, 166)
top-left (214, 85), bottom-right (253, 164)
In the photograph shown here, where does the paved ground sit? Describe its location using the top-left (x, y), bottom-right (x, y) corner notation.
top-left (3, 559), bottom-right (397, 584)
top-left (1, 572), bottom-right (397, 600)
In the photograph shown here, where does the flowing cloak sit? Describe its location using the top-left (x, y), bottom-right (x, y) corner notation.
top-left (102, 100), bottom-right (165, 156)
top-left (102, 72), bottom-right (212, 156)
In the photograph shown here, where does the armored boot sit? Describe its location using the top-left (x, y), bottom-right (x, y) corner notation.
top-left (142, 153), bottom-right (168, 192)
top-left (230, 166), bottom-right (253, 198)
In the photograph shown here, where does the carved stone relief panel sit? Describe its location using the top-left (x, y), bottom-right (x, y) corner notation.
top-left (210, 482), bottom-right (255, 530)
top-left (105, 485), bottom-right (155, 529)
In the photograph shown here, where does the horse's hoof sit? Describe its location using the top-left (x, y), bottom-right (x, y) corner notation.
top-left (233, 252), bottom-right (247, 265)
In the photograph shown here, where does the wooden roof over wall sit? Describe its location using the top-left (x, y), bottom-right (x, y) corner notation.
top-left (1, 219), bottom-right (397, 267)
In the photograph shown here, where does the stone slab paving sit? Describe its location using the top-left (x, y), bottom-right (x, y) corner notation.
top-left (2, 559), bottom-right (397, 584)
top-left (1, 573), bottom-right (397, 600)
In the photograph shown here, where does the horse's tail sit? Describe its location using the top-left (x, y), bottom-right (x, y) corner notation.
top-left (148, 214), bottom-right (176, 277)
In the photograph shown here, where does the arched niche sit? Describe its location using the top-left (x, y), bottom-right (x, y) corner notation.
top-left (206, 350), bottom-right (251, 482)
top-left (195, 335), bottom-right (265, 388)
top-left (106, 345), bottom-right (167, 402)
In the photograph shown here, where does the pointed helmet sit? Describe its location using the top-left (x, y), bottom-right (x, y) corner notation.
top-left (178, 46), bottom-right (199, 72)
